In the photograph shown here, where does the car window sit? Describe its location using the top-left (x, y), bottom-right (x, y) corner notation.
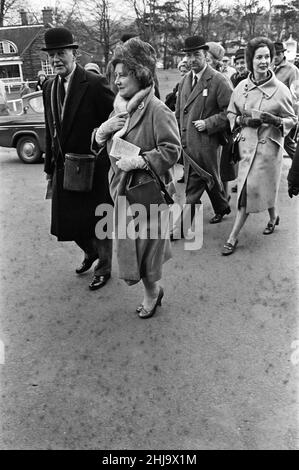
top-left (29, 95), bottom-right (44, 113)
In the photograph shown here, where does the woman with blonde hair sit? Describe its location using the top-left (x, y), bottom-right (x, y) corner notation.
top-left (93, 38), bottom-right (181, 317)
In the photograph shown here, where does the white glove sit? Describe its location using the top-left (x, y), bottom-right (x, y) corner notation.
top-left (95, 112), bottom-right (128, 144)
top-left (116, 155), bottom-right (146, 172)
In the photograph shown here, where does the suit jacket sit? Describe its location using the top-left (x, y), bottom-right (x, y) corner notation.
top-left (175, 65), bottom-right (232, 177)
top-left (43, 64), bottom-right (114, 241)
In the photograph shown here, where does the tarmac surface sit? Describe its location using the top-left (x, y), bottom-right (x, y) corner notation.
top-left (0, 148), bottom-right (298, 450)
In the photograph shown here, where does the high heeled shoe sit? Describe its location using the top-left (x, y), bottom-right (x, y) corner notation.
top-left (138, 287), bottom-right (164, 319)
top-left (263, 216), bottom-right (280, 235)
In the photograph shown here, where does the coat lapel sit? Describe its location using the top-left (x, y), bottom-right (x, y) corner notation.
top-left (184, 66), bottom-right (213, 108)
top-left (60, 64), bottom-right (89, 146)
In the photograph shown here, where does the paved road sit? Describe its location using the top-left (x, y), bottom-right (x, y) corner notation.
top-left (0, 148), bottom-right (298, 450)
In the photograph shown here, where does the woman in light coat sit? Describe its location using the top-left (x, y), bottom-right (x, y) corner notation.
top-left (94, 38), bottom-right (181, 317)
top-left (222, 37), bottom-right (297, 255)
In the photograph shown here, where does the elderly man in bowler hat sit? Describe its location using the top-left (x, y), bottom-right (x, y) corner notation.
top-left (272, 41), bottom-right (299, 158)
top-left (172, 35), bottom-right (232, 237)
top-left (42, 27), bottom-right (115, 290)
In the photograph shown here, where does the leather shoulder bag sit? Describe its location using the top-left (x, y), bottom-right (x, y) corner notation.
top-left (125, 156), bottom-right (174, 211)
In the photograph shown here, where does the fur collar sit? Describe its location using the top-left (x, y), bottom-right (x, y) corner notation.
top-left (113, 86), bottom-right (153, 139)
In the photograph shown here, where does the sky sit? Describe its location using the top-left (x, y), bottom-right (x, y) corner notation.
top-left (22, 0), bottom-right (282, 19)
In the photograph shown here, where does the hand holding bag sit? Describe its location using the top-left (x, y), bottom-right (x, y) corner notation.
top-left (125, 156), bottom-right (174, 211)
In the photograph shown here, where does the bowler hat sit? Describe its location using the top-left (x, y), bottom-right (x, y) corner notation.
top-left (274, 41), bottom-right (287, 53)
top-left (234, 48), bottom-right (245, 62)
top-left (42, 27), bottom-right (78, 51)
top-left (182, 36), bottom-right (209, 52)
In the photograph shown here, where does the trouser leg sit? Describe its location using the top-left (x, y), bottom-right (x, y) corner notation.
top-left (74, 238), bottom-right (97, 259)
top-left (93, 237), bottom-right (112, 276)
top-left (284, 127), bottom-right (297, 159)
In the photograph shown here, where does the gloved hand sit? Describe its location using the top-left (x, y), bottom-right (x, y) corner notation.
top-left (288, 183), bottom-right (299, 198)
top-left (95, 112), bottom-right (128, 143)
top-left (116, 155), bottom-right (146, 172)
top-left (260, 112), bottom-right (282, 127)
top-left (240, 115), bottom-right (262, 128)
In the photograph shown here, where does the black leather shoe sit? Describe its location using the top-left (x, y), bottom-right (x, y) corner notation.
top-left (209, 206), bottom-right (231, 224)
top-left (76, 256), bottom-right (98, 274)
top-left (263, 216), bottom-right (280, 235)
top-left (89, 273), bottom-right (111, 290)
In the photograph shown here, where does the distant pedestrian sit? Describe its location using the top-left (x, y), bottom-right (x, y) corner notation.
top-left (84, 62), bottom-right (103, 76)
top-left (221, 56), bottom-right (235, 80)
top-left (0, 78), bottom-right (9, 115)
top-left (230, 49), bottom-right (249, 88)
top-left (42, 27), bottom-right (115, 290)
top-left (206, 42), bottom-right (225, 72)
top-left (222, 37), bottom-right (297, 256)
top-left (35, 70), bottom-right (48, 91)
top-left (272, 41), bottom-right (299, 159)
top-left (165, 59), bottom-right (189, 112)
top-left (20, 80), bottom-right (31, 97)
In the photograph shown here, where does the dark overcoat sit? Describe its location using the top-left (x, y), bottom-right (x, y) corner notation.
top-left (175, 65), bottom-right (232, 180)
top-left (43, 64), bottom-right (114, 241)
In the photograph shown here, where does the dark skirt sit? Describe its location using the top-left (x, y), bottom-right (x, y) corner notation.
top-left (220, 143), bottom-right (238, 182)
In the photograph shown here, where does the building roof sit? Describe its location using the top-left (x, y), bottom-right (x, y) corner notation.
top-left (0, 25), bottom-right (45, 56)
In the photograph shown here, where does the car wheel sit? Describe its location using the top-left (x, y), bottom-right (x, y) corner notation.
top-left (16, 136), bottom-right (43, 163)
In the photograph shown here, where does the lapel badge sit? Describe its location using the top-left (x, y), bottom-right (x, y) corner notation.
top-left (138, 102), bottom-right (144, 110)
top-left (202, 89), bottom-right (208, 97)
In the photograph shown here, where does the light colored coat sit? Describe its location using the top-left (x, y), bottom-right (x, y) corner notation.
top-left (106, 89), bottom-right (181, 282)
top-left (228, 71), bottom-right (297, 213)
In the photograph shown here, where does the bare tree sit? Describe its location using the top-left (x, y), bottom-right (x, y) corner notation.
top-left (0, 0), bottom-right (22, 26)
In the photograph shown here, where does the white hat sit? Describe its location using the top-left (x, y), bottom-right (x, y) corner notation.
top-left (84, 63), bottom-right (101, 75)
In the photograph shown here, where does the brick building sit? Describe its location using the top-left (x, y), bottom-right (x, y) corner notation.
top-left (0, 8), bottom-right (55, 90)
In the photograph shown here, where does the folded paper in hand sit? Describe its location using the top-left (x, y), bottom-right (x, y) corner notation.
top-left (109, 136), bottom-right (140, 160)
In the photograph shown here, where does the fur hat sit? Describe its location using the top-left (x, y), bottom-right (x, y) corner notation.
top-left (37, 70), bottom-right (46, 78)
top-left (112, 38), bottom-right (157, 88)
top-left (206, 42), bottom-right (225, 61)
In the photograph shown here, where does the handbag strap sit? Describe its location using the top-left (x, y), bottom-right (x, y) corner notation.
top-left (140, 155), bottom-right (174, 204)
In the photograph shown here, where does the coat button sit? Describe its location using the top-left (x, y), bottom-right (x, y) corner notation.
top-left (182, 128), bottom-right (186, 132)
top-left (241, 136), bottom-right (245, 141)
top-left (182, 144), bottom-right (186, 149)
top-left (260, 139), bottom-right (266, 144)
top-left (184, 109), bottom-right (188, 114)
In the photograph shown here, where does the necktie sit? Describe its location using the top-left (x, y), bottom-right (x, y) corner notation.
top-left (60, 77), bottom-right (66, 105)
top-left (192, 75), bottom-right (198, 90)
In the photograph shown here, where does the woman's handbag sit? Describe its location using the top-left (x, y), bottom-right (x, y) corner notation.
top-left (63, 153), bottom-right (96, 192)
top-left (230, 127), bottom-right (242, 164)
top-left (125, 157), bottom-right (174, 211)
top-left (222, 127), bottom-right (241, 165)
